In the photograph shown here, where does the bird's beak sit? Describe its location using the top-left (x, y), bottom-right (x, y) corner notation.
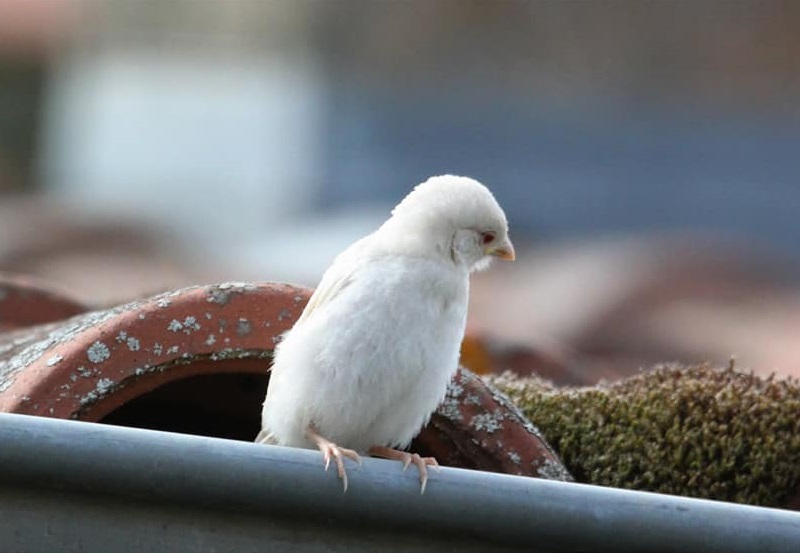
top-left (486, 238), bottom-right (515, 261)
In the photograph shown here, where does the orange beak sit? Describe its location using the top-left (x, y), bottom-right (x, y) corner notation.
top-left (486, 238), bottom-right (515, 261)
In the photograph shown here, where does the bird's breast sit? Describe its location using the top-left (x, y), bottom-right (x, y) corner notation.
top-left (274, 256), bottom-right (469, 450)
top-left (358, 257), bottom-right (469, 357)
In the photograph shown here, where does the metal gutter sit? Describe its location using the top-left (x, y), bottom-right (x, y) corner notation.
top-left (0, 413), bottom-right (798, 552)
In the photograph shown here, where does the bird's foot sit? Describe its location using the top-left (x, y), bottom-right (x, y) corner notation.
top-left (306, 427), bottom-right (362, 492)
top-left (368, 446), bottom-right (439, 494)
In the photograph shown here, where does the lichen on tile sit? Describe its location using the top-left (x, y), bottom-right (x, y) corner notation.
top-left (236, 318), bottom-right (252, 336)
top-left (205, 282), bottom-right (257, 305)
top-left (86, 341), bottom-right (111, 364)
top-left (470, 411), bottom-right (503, 433)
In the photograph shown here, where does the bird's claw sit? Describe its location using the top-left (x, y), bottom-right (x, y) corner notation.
top-left (369, 446), bottom-right (439, 494)
top-left (308, 429), bottom-right (361, 493)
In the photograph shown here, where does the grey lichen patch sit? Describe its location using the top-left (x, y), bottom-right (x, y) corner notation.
top-left (205, 282), bottom-right (257, 305)
top-left (77, 367), bottom-right (92, 378)
top-left (0, 323), bottom-right (83, 389)
top-left (79, 377), bottom-right (117, 407)
top-left (480, 374), bottom-right (547, 441)
top-left (465, 394), bottom-right (482, 406)
top-left (207, 288), bottom-right (230, 305)
top-left (46, 354), bottom-right (63, 367)
top-left (536, 458), bottom-right (573, 482)
top-left (0, 342), bottom-right (15, 357)
top-left (96, 378), bottom-right (114, 394)
top-left (470, 411), bottom-right (503, 433)
top-left (205, 334), bottom-right (216, 346)
top-left (155, 288), bottom-right (188, 305)
top-left (168, 316), bottom-right (201, 335)
top-left (182, 316), bottom-right (201, 334)
top-left (447, 382), bottom-right (464, 398)
top-left (86, 341), bottom-right (110, 364)
top-left (437, 396), bottom-right (463, 422)
top-left (152, 343), bottom-right (163, 356)
top-left (208, 347), bottom-right (272, 362)
top-left (459, 369), bottom-right (476, 387)
top-left (507, 451), bottom-right (522, 465)
top-left (115, 332), bottom-right (140, 351)
top-left (126, 337), bottom-right (140, 351)
top-left (277, 308), bottom-right (292, 322)
top-left (437, 381), bottom-right (465, 422)
top-left (236, 318), bottom-right (252, 336)
top-left (166, 345), bottom-right (179, 355)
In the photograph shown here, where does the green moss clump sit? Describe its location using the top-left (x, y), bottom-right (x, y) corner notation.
top-left (488, 363), bottom-right (800, 507)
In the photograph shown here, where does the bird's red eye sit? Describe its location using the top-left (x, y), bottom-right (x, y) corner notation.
top-left (481, 232), bottom-right (495, 245)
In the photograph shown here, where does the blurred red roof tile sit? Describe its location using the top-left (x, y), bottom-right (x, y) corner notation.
top-left (0, 272), bottom-right (88, 332)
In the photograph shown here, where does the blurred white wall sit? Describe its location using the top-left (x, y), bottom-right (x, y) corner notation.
top-left (41, 52), bottom-right (323, 249)
top-left (37, 2), bottom-right (332, 281)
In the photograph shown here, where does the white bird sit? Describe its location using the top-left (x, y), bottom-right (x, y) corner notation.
top-left (256, 175), bottom-right (514, 492)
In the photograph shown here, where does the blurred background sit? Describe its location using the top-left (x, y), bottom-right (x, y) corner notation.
top-left (2, 0), bottom-right (800, 382)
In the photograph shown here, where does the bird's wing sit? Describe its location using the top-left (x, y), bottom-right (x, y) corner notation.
top-left (295, 266), bottom-right (353, 326)
top-left (294, 235), bottom-right (371, 326)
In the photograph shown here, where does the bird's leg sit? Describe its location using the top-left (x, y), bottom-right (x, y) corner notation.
top-left (306, 425), bottom-right (362, 492)
top-left (368, 446), bottom-right (439, 494)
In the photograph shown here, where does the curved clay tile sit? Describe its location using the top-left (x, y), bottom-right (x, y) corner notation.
top-left (0, 273), bottom-right (89, 332)
top-left (0, 280), bottom-right (570, 481)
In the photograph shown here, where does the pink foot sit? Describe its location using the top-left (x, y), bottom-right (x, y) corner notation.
top-left (306, 427), bottom-right (362, 492)
top-left (369, 445), bottom-right (439, 494)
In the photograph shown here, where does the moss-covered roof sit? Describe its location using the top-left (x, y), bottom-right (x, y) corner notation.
top-left (488, 363), bottom-right (800, 507)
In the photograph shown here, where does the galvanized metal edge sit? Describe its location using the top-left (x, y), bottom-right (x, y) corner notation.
top-left (0, 413), bottom-right (798, 552)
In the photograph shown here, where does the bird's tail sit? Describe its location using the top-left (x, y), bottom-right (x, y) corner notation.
top-left (254, 428), bottom-right (277, 445)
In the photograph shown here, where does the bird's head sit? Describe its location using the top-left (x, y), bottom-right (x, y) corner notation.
top-left (382, 175), bottom-right (514, 272)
